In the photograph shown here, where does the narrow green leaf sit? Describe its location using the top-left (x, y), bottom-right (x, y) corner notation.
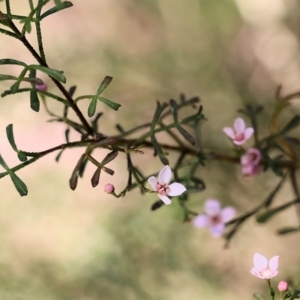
top-left (40, 1), bottom-right (73, 20)
top-left (95, 76), bottom-right (113, 96)
top-left (151, 135), bottom-right (169, 165)
top-left (170, 99), bottom-right (178, 122)
top-left (0, 28), bottom-right (19, 39)
top-left (10, 81), bottom-right (20, 93)
top-left (88, 98), bottom-right (97, 118)
top-left (6, 124), bottom-right (18, 152)
top-left (55, 150), bottom-right (64, 162)
top-left (24, 20), bottom-right (32, 33)
top-left (0, 59), bottom-right (27, 67)
top-left (69, 154), bottom-right (85, 190)
top-left (256, 200), bottom-right (296, 223)
top-left (0, 74), bottom-right (17, 81)
top-left (152, 101), bottom-right (168, 126)
top-left (0, 155), bottom-right (9, 170)
top-left (29, 65), bottom-right (66, 83)
top-left (91, 167), bottom-right (101, 187)
top-left (65, 128), bottom-right (70, 143)
top-left (177, 125), bottom-right (195, 145)
top-left (98, 96), bottom-right (121, 111)
top-left (281, 115), bottom-right (300, 134)
top-left (10, 172), bottom-right (28, 196)
top-left (30, 89), bottom-right (40, 112)
top-left (102, 150), bottom-right (118, 165)
top-left (277, 226), bottom-right (300, 235)
top-left (253, 293), bottom-right (266, 300)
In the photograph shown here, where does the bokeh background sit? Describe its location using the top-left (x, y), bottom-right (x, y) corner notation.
top-left (0, 0), bottom-right (300, 299)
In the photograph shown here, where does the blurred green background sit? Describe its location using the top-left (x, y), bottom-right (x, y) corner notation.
top-left (0, 0), bottom-right (300, 299)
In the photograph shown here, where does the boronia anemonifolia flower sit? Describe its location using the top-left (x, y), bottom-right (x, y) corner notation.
top-left (223, 117), bottom-right (254, 146)
top-left (250, 253), bottom-right (279, 279)
top-left (193, 198), bottom-right (236, 237)
top-left (241, 148), bottom-right (262, 177)
top-left (148, 165), bottom-right (186, 205)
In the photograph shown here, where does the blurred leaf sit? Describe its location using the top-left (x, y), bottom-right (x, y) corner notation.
top-left (88, 98), bottom-right (97, 118)
top-left (6, 124), bottom-right (18, 152)
top-left (0, 154), bottom-right (9, 170)
top-left (40, 1), bottom-right (73, 20)
top-left (151, 200), bottom-right (164, 211)
top-left (0, 74), bottom-right (17, 81)
top-left (55, 150), bottom-right (64, 162)
top-left (277, 226), bottom-right (300, 235)
top-left (151, 134), bottom-right (169, 165)
top-left (65, 128), bottom-right (70, 143)
top-left (98, 96), bottom-right (121, 111)
top-left (253, 293), bottom-right (266, 300)
top-left (78, 156), bottom-right (88, 177)
top-left (264, 173), bottom-right (287, 208)
top-left (95, 76), bottom-right (113, 96)
top-left (281, 115), bottom-right (300, 135)
top-left (69, 154), bottom-right (85, 190)
top-left (170, 99), bottom-right (178, 122)
top-left (152, 101), bottom-right (168, 125)
top-left (291, 290), bottom-right (300, 300)
top-left (30, 88), bottom-right (40, 112)
top-left (68, 85), bottom-right (76, 97)
top-left (0, 58), bottom-right (27, 67)
top-left (29, 65), bottom-right (66, 83)
top-left (0, 28), bottom-right (19, 39)
top-left (256, 200), bottom-right (296, 223)
top-left (176, 125), bottom-right (195, 145)
top-left (91, 167), bottom-right (101, 188)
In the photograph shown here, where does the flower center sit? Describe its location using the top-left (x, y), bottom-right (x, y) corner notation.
top-left (261, 269), bottom-right (272, 278)
top-left (211, 214), bottom-right (222, 225)
top-left (235, 132), bottom-right (245, 142)
top-left (156, 183), bottom-right (170, 196)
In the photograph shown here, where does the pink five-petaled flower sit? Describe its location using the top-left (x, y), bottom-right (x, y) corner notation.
top-left (250, 253), bottom-right (279, 279)
top-left (193, 198), bottom-right (236, 237)
top-left (148, 165), bottom-right (186, 205)
top-left (241, 148), bottom-right (262, 176)
top-left (223, 117), bottom-right (254, 146)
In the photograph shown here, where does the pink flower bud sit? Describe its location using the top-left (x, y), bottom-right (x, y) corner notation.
top-left (36, 83), bottom-right (48, 92)
top-left (104, 183), bottom-right (115, 194)
top-left (278, 281), bottom-right (288, 292)
top-left (241, 148), bottom-right (262, 177)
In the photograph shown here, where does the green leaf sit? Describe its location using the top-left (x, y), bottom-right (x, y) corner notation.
top-left (256, 200), bottom-right (296, 223)
top-left (0, 155), bottom-right (9, 170)
top-left (151, 200), bottom-right (164, 211)
top-left (170, 99), bottom-right (178, 122)
top-left (6, 124), bottom-right (18, 152)
top-left (0, 28), bottom-right (19, 40)
top-left (29, 65), bottom-right (66, 83)
top-left (55, 150), bottom-right (64, 162)
top-left (69, 154), bottom-right (85, 190)
top-left (101, 150), bottom-right (118, 165)
top-left (40, 1), bottom-right (73, 20)
top-left (0, 59), bottom-right (27, 67)
top-left (176, 125), bottom-right (195, 145)
top-left (281, 115), bottom-right (300, 135)
top-left (88, 98), bottom-right (97, 118)
top-left (277, 226), bottom-right (300, 235)
top-left (95, 76), bottom-right (113, 96)
top-left (0, 74), bottom-right (17, 81)
top-left (253, 293), bottom-right (266, 300)
top-left (91, 167), bottom-right (101, 188)
top-left (98, 96), bottom-right (121, 111)
top-left (10, 172), bottom-right (28, 196)
top-left (151, 134), bottom-right (169, 165)
top-left (152, 101), bottom-right (168, 126)
top-left (30, 88), bottom-right (40, 112)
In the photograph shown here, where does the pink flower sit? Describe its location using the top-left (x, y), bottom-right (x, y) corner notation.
top-left (193, 198), bottom-right (236, 237)
top-left (223, 117), bottom-right (254, 145)
top-left (148, 165), bottom-right (186, 205)
top-left (278, 281), bottom-right (288, 292)
top-left (104, 183), bottom-right (115, 194)
top-left (241, 148), bottom-right (262, 176)
top-left (250, 253), bottom-right (279, 279)
top-left (36, 83), bottom-right (47, 92)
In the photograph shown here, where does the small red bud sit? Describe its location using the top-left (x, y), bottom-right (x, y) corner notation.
top-left (104, 183), bottom-right (115, 194)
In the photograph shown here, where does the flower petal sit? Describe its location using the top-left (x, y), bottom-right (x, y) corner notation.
top-left (158, 194), bottom-right (172, 205)
top-left (268, 256), bottom-right (279, 274)
top-left (205, 198), bottom-right (221, 216)
top-left (234, 117), bottom-right (246, 133)
top-left (222, 127), bottom-right (235, 139)
top-left (253, 253), bottom-right (268, 272)
top-left (148, 176), bottom-right (157, 191)
top-left (244, 127), bottom-right (254, 140)
top-left (168, 182), bottom-right (186, 196)
top-left (193, 214), bottom-right (210, 228)
top-left (210, 223), bottom-right (225, 237)
top-left (250, 267), bottom-right (265, 279)
top-left (221, 207), bottom-right (236, 222)
top-left (158, 165), bottom-right (172, 184)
